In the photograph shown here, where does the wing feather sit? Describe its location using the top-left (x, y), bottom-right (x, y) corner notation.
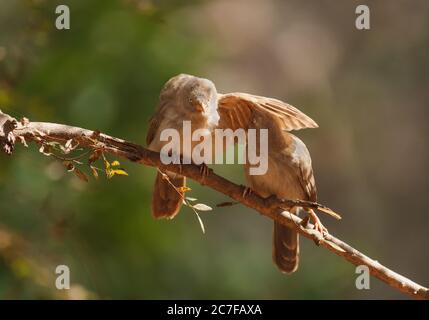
top-left (298, 164), bottom-right (318, 202)
top-left (217, 92), bottom-right (318, 131)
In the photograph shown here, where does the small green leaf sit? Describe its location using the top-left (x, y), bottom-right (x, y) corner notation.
top-left (111, 160), bottom-right (120, 167)
top-left (104, 160), bottom-right (110, 169)
top-left (106, 169), bottom-right (114, 179)
top-left (192, 203), bottom-right (212, 211)
top-left (111, 169), bottom-right (128, 177)
top-left (177, 186), bottom-right (191, 193)
top-left (90, 166), bottom-right (99, 179)
top-left (61, 139), bottom-right (75, 154)
top-left (39, 145), bottom-right (51, 156)
top-left (195, 211), bottom-right (205, 234)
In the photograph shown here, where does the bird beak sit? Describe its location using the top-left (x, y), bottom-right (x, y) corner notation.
top-left (195, 102), bottom-right (205, 113)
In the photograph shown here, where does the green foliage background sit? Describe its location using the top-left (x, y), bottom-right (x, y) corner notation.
top-left (0, 0), bottom-right (428, 299)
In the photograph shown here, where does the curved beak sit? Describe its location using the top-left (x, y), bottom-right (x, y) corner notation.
top-left (194, 95), bottom-right (208, 113)
top-left (195, 102), bottom-right (205, 113)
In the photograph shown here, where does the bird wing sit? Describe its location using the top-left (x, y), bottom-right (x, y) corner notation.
top-left (298, 162), bottom-right (318, 202)
top-left (287, 134), bottom-right (318, 202)
top-left (217, 92), bottom-right (318, 131)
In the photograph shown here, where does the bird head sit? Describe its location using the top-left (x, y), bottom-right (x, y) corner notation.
top-left (186, 78), bottom-right (220, 127)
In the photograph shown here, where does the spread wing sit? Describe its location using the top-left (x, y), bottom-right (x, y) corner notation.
top-left (217, 92), bottom-right (318, 131)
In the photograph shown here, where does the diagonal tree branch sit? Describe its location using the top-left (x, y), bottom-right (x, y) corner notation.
top-left (0, 110), bottom-right (427, 300)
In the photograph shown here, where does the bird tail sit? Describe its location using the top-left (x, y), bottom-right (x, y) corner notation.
top-left (273, 218), bottom-right (299, 274)
top-left (151, 171), bottom-right (185, 219)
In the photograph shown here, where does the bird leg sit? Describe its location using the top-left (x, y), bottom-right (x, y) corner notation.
top-left (307, 208), bottom-right (328, 235)
top-left (175, 153), bottom-right (183, 174)
top-left (199, 163), bottom-right (210, 182)
top-left (242, 186), bottom-right (254, 199)
top-left (300, 215), bottom-right (311, 228)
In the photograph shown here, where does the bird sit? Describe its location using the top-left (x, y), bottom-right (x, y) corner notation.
top-left (147, 74), bottom-right (325, 273)
top-left (146, 74), bottom-right (220, 219)
top-left (216, 92), bottom-right (324, 274)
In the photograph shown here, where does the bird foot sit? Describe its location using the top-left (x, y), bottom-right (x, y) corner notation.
top-left (199, 163), bottom-right (210, 182)
top-left (300, 215), bottom-right (310, 228)
top-left (308, 209), bottom-right (328, 236)
top-left (242, 186), bottom-right (253, 199)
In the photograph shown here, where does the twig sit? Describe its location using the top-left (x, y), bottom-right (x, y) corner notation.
top-left (0, 111), bottom-right (427, 299)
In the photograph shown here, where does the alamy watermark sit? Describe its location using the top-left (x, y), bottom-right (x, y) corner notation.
top-left (355, 5), bottom-right (370, 30)
top-left (55, 264), bottom-right (70, 290)
top-left (55, 5), bottom-right (70, 30)
top-left (159, 121), bottom-right (268, 175)
top-left (355, 265), bottom-right (370, 290)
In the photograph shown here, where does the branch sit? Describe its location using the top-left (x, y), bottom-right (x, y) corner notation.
top-left (1, 111), bottom-right (427, 300)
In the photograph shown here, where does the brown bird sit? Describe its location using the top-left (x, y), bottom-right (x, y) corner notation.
top-left (147, 74), bottom-right (324, 273)
top-left (146, 74), bottom-right (220, 219)
top-left (216, 93), bottom-right (324, 273)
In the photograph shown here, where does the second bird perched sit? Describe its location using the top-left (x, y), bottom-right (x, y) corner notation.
top-left (146, 73), bottom-right (324, 274)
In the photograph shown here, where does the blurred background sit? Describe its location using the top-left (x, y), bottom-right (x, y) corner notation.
top-left (0, 0), bottom-right (428, 299)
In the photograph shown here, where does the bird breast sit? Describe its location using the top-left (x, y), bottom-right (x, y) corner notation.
top-left (148, 105), bottom-right (215, 161)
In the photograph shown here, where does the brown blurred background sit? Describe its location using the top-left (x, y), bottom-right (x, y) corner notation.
top-left (0, 0), bottom-right (428, 299)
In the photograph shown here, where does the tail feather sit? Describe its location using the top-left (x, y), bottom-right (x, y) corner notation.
top-left (273, 221), bottom-right (299, 274)
top-left (151, 171), bottom-right (185, 219)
